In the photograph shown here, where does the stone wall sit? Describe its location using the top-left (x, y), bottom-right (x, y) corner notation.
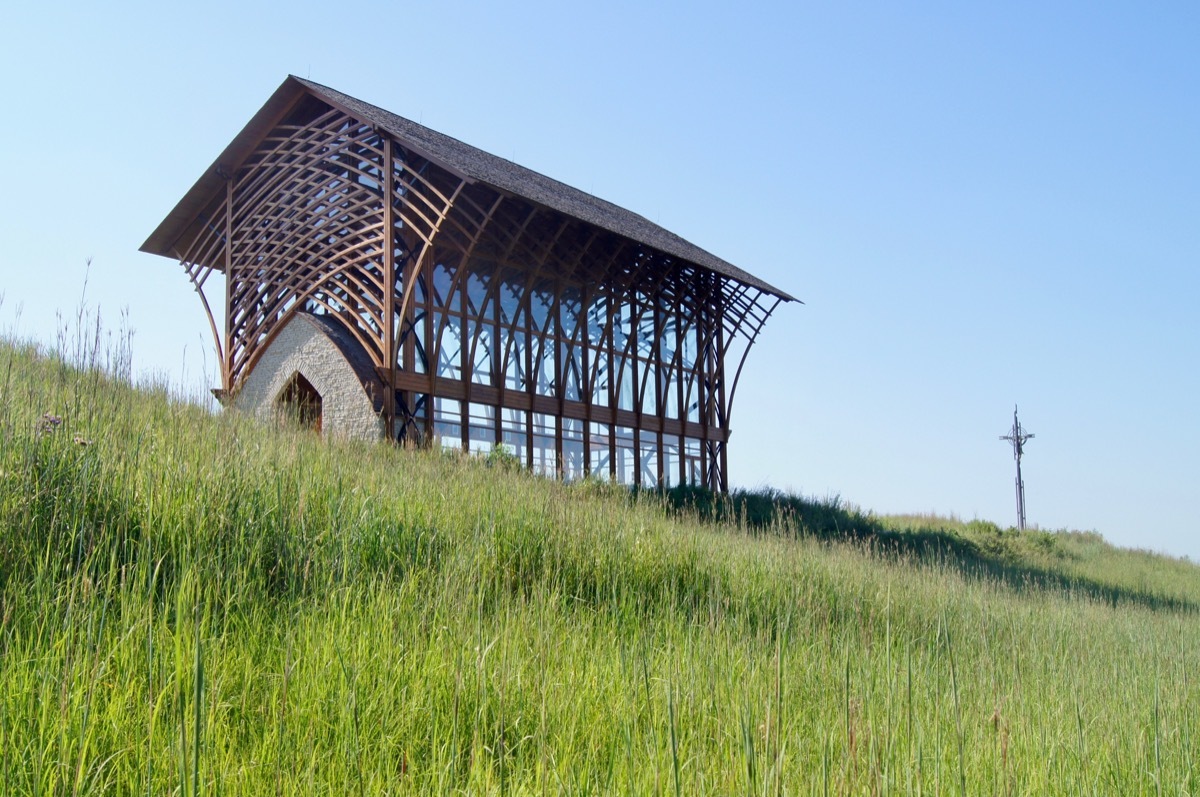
top-left (231, 313), bottom-right (386, 441)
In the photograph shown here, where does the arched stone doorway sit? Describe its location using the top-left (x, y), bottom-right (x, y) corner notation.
top-left (226, 312), bottom-right (387, 442)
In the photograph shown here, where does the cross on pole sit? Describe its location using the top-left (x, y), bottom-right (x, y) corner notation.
top-left (999, 405), bottom-right (1034, 530)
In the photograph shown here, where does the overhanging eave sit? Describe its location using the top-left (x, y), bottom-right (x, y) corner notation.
top-left (139, 76), bottom-right (314, 262)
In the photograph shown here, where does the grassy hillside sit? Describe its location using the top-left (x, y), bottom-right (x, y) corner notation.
top-left (661, 488), bottom-right (1200, 613)
top-left (2, 339), bottom-right (1198, 795)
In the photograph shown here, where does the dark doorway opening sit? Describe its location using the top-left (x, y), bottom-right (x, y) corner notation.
top-left (278, 373), bottom-right (323, 433)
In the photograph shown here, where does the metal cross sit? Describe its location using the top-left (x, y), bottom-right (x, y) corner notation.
top-left (999, 405), bottom-right (1035, 530)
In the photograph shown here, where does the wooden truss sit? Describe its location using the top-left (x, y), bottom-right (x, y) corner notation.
top-left (166, 91), bottom-right (783, 490)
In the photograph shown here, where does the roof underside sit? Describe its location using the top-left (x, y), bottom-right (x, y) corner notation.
top-left (142, 76), bottom-right (794, 302)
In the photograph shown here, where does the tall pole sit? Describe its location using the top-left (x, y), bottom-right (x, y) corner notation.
top-left (999, 405), bottom-right (1034, 530)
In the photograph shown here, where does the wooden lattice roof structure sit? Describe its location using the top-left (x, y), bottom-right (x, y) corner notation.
top-left (141, 76), bottom-right (794, 489)
top-left (143, 77), bottom-right (792, 301)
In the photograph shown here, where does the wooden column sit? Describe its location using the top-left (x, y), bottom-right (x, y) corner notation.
top-left (581, 283), bottom-right (592, 476)
top-left (675, 291), bottom-right (686, 486)
top-left (715, 282), bottom-right (729, 492)
top-left (607, 281), bottom-right (617, 480)
top-left (653, 285), bottom-right (665, 486)
top-left (631, 292), bottom-right (642, 488)
top-left (423, 250), bottom-right (435, 443)
top-left (224, 176), bottom-right (234, 392)
top-left (382, 137), bottom-right (397, 440)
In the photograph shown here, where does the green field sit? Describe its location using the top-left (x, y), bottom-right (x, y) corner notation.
top-left (2, 338), bottom-right (1198, 795)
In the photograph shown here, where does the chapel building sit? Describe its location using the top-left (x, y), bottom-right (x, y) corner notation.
top-left (142, 76), bottom-right (793, 490)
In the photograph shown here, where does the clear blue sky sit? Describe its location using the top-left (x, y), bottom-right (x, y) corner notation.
top-left (2, 1), bottom-right (1197, 557)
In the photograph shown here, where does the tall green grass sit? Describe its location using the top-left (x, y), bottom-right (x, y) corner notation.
top-left (1, 337), bottom-right (1198, 794)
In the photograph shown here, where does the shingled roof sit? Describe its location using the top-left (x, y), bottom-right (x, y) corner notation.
top-left (142, 76), bottom-right (794, 302)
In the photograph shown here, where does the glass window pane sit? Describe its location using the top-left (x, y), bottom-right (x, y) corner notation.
top-left (432, 261), bottom-right (459, 311)
top-left (467, 270), bottom-right (489, 316)
top-left (662, 436), bottom-right (680, 488)
top-left (530, 284), bottom-right (554, 336)
top-left (639, 431), bottom-right (659, 489)
top-left (434, 397), bottom-right (462, 450)
top-left (535, 334), bottom-right (556, 397)
top-left (468, 402), bottom-right (495, 455)
top-left (435, 312), bottom-right (462, 380)
top-left (661, 311), bottom-right (679, 419)
top-left (559, 289), bottom-right (581, 339)
top-left (681, 319), bottom-right (698, 372)
top-left (617, 352), bottom-right (635, 411)
top-left (498, 273), bottom-right (523, 327)
top-left (405, 311), bottom-right (428, 374)
top-left (532, 412), bottom-right (557, 477)
top-left (563, 341), bottom-right (582, 402)
top-left (640, 359), bottom-right (656, 415)
top-left (685, 438), bottom-right (703, 486)
top-left (501, 407), bottom-right (527, 464)
top-left (588, 422), bottom-right (610, 479)
top-left (685, 370), bottom-right (701, 422)
top-left (470, 320), bottom-right (494, 384)
top-left (503, 330), bottom-right (527, 390)
top-left (588, 294), bottom-right (610, 407)
top-left (615, 425), bottom-right (636, 484)
top-left (562, 418), bottom-right (584, 482)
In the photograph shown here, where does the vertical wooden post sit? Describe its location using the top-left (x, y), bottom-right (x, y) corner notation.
top-left (607, 281), bottom-right (617, 480)
top-left (400, 253), bottom-right (417, 442)
top-left (653, 281), bottom-right (665, 487)
top-left (675, 289), bottom-right (686, 486)
top-left (460, 256), bottom-right (470, 451)
top-left (224, 176), bottom-right (234, 393)
top-left (631, 291), bottom-right (642, 488)
top-left (699, 277), bottom-right (713, 489)
top-left (581, 283), bottom-right (592, 477)
top-left (493, 270), bottom-right (503, 449)
top-left (715, 283), bottom-right (729, 493)
top-left (524, 283), bottom-right (535, 471)
top-left (382, 137), bottom-right (397, 440)
top-left (423, 250), bottom-right (435, 444)
top-left (554, 284), bottom-right (565, 479)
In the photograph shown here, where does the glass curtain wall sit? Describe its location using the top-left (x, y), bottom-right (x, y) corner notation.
top-left (402, 246), bottom-right (720, 487)
top-left (382, 150), bottom-right (727, 488)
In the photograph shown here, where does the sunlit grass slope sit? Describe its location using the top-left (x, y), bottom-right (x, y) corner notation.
top-left (2, 339), bottom-right (1198, 795)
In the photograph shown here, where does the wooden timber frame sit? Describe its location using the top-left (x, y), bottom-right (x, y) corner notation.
top-left (142, 77), bottom-right (794, 491)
